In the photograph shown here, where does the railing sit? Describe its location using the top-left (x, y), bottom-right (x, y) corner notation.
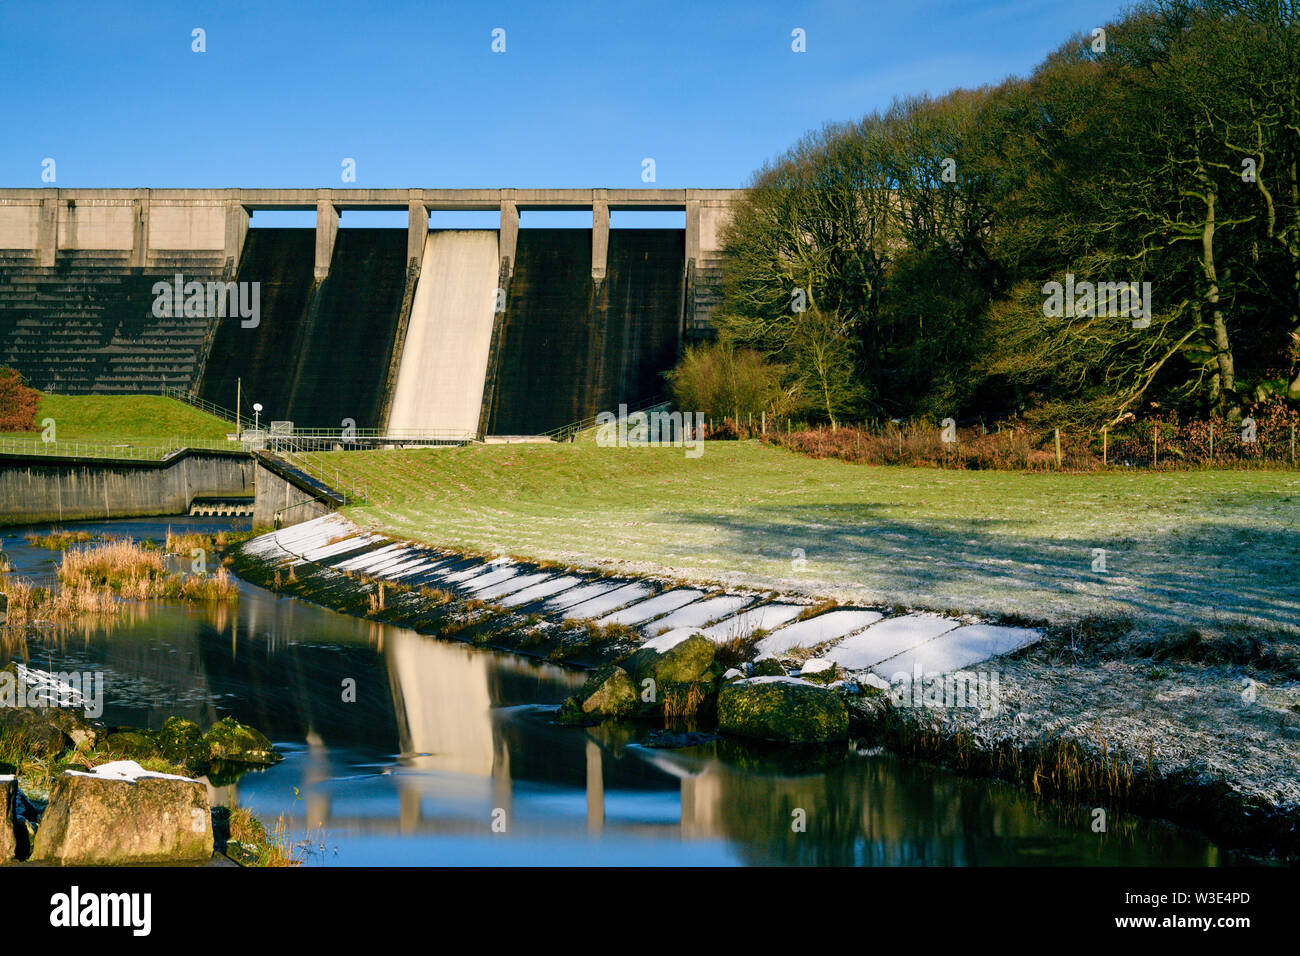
top-left (0, 436), bottom-right (245, 461)
top-left (160, 386), bottom-right (237, 425)
top-left (541, 394), bottom-right (672, 442)
top-left (280, 450), bottom-right (369, 504)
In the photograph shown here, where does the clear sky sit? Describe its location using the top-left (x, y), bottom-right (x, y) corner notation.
top-left (1, 0), bottom-right (1132, 222)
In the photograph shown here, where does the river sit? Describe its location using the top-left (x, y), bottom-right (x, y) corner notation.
top-left (0, 516), bottom-right (1222, 866)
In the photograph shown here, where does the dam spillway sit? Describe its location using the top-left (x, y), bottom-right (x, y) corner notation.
top-left (388, 230), bottom-right (499, 438)
top-left (0, 188), bottom-right (739, 436)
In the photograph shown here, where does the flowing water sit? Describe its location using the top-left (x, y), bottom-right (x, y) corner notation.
top-left (0, 517), bottom-right (1223, 866)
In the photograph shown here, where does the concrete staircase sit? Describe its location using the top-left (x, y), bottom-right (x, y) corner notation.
top-left (0, 249), bottom-right (227, 393)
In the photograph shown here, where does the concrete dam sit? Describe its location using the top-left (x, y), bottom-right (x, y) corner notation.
top-left (0, 188), bottom-right (737, 436)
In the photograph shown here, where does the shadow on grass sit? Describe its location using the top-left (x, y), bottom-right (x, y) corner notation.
top-left (664, 501), bottom-right (1300, 634)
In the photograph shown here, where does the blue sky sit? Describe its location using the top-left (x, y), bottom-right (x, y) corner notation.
top-left (1, 0), bottom-right (1131, 225)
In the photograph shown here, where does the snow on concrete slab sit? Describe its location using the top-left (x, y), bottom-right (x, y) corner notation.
top-left (869, 624), bottom-right (1041, 679)
top-left (333, 543), bottom-right (406, 571)
top-left (597, 589), bottom-right (706, 626)
top-left (474, 572), bottom-right (553, 601)
top-left (699, 603), bottom-right (804, 642)
top-left (347, 548), bottom-right (423, 575)
top-left (824, 613), bottom-right (962, 670)
top-left (756, 609), bottom-right (884, 656)
top-left (391, 559), bottom-right (449, 579)
top-left (644, 595), bottom-right (755, 635)
top-left (542, 580), bottom-right (626, 612)
top-left (562, 582), bottom-right (655, 620)
top-left (500, 575), bottom-right (585, 607)
top-left (441, 561), bottom-right (507, 584)
top-left (299, 533), bottom-right (384, 564)
top-left (463, 565), bottom-right (522, 593)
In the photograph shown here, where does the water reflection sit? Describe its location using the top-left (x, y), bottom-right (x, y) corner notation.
top-left (0, 517), bottom-right (1219, 866)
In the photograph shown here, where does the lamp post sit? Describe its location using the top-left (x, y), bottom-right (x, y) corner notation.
top-left (253, 403), bottom-right (262, 432)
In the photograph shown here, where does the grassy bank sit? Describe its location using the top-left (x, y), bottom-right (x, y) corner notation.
top-left (0, 393), bottom-right (232, 447)
top-left (302, 441), bottom-right (1298, 634)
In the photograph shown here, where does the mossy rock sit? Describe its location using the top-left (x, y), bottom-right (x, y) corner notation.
top-left (717, 677), bottom-right (849, 744)
top-left (623, 634), bottom-right (716, 690)
top-left (751, 656), bottom-right (786, 678)
top-left (797, 658), bottom-right (840, 685)
top-left (157, 717), bottom-right (206, 769)
top-left (579, 666), bottom-right (636, 720)
top-left (0, 707), bottom-right (71, 758)
top-left (102, 729), bottom-right (162, 762)
top-left (554, 695), bottom-right (594, 727)
top-left (203, 718), bottom-right (280, 766)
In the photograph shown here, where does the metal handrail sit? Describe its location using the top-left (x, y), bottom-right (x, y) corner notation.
top-left (160, 386), bottom-right (237, 424)
top-left (0, 436), bottom-right (245, 461)
top-left (541, 394), bottom-right (672, 441)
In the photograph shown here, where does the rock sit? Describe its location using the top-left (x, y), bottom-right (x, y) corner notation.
top-left (46, 709), bottom-right (104, 751)
top-left (798, 658), bottom-right (838, 684)
top-left (30, 761), bottom-right (213, 865)
top-left (722, 668), bottom-right (745, 682)
top-left (103, 728), bottom-right (163, 762)
top-left (751, 656), bottom-right (786, 678)
top-left (202, 718), bottom-right (280, 766)
top-left (0, 707), bottom-right (71, 758)
top-left (860, 673), bottom-right (892, 694)
top-left (579, 666), bottom-right (636, 720)
top-left (623, 634), bottom-right (716, 689)
top-left (157, 717), bottom-right (205, 768)
top-left (0, 776), bottom-right (16, 862)
top-left (554, 696), bottom-right (592, 727)
top-left (717, 677), bottom-right (849, 744)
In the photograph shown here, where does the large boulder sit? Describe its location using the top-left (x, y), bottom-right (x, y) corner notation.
top-left (579, 666), bottom-right (636, 720)
top-left (0, 776), bottom-right (16, 863)
top-left (157, 717), bottom-right (205, 769)
top-left (622, 634), bottom-right (716, 690)
top-left (203, 718), bottom-right (280, 766)
top-left (717, 677), bottom-right (849, 744)
top-left (30, 761), bottom-right (213, 865)
top-left (103, 728), bottom-right (163, 762)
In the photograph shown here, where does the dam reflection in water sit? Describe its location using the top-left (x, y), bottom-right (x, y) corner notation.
top-left (0, 518), bottom-right (1219, 866)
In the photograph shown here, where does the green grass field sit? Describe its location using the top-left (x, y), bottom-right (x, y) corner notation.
top-left (0, 393), bottom-right (233, 450)
top-left (307, 441), bottom-right (1300, 634)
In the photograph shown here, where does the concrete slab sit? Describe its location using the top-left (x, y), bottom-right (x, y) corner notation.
top-left (500, 575), bottom-right (585, 607)
top-left (699, 603), bottom-right (805, 642)
top-left (824, 613), bottom-right (962, 671)
top-left (463, 565), bottom-right (522, 593)
top-left (756, 609), bottom-right (884, 656)
top-left (644, 595), bottom-right (754, 635)
top-left (596, 589), bottom-right (706, 626)
top-left (474, 572), bottom-right (552, 601)
top-left (870, 624), bottom-right (1041, 679)
top-left (542, 580), bottom-right (626, 612)
top-left (562, 582), bottom-right (655, 620)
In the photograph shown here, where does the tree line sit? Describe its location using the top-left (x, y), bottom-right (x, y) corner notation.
top-left (680, 0), bottom-right (1300, 431)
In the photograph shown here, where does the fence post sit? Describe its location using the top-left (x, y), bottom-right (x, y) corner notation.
top-left (1209, 423), bottom-right (1214, 462)
top-left (1054, 428), bottom-right (1061, 469)
top-left (1153, 424), bottom-right (1158, 467)
top-left (1102, 427), bottom-right (1107, 466)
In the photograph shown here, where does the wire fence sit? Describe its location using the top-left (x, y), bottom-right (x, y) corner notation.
top-left (0, 436), bottom-right (245, 461)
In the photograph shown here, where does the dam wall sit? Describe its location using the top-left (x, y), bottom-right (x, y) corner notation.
top-left (0, 189), bottom-right (738, 434)
top-left (387, 230), bottom-right (499, 438)
top-left (197, 228), bottom-right (316, 420)
top-left (282, 228), bottom-right (409, 429)
top-left (0, 449), bottom-right (253, 526)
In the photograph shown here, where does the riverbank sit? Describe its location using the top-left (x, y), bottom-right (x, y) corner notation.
top-left (231, 513), bottom-right (1300, 862)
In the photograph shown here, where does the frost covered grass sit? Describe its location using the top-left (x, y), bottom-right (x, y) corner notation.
top-left (315, 441), bottom-right (1299, 634)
